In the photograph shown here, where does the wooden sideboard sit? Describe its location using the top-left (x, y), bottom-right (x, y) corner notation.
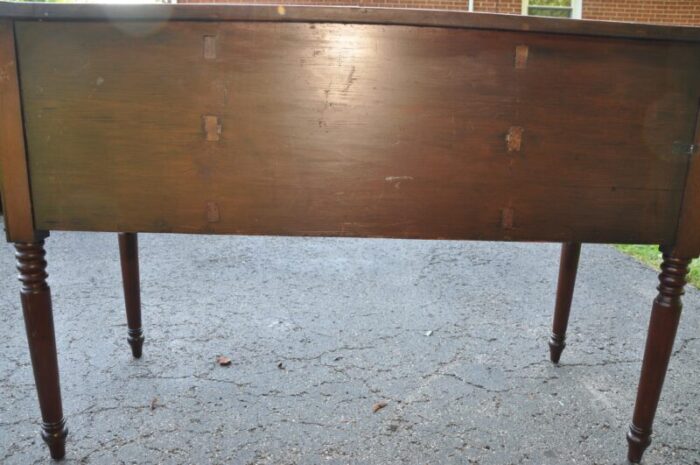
top-left (1, 3), bottom-right (699, 462)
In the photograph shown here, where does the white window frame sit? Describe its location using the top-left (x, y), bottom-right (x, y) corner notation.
top-left (521, 0), bottom-right (582, 19)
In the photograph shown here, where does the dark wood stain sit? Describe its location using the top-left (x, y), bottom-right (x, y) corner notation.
top-left (17, 22), bottom-right (700, 244)
top-left (119, 232), bottom-right (144, 358)
top-left (627, 250), bottom-right (691, 463)
top-left (15, 240), bottom-right (68, 459)
top-left (549, 242), bottom-right (581, 364)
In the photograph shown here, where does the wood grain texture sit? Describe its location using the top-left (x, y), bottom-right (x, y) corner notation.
top-left (2, 3), bottom-right (700, 43)
top-left (0, 20), bottom-right (36, 242)
top-left (17, 21), bottom-right (700, 243)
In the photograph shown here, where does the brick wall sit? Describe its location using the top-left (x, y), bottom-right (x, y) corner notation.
top-left (584, 0), bottom-right (700, 26)
top-left (179, 0), bottom-right (700, 26)
top-left (473, 0), bottom-right (521, 15)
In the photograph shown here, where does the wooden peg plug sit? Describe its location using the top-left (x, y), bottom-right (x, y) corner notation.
top-left (203, 115), bottom-right (221, 141)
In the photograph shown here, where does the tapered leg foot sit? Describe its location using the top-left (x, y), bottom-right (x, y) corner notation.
top-left (42, 418), bottom-right (68, 460)
top-left (626, 249), bottom-right (690, 464)
top-left (548, 333), bottom-right (566, 364)
top-left (119, 233), bottom-right (144, 358)
top-left (16, 240), bottom-right (68, 460)
top-left (549, 242), bottom-right (581, 364)
top-left (127, 328), bottom-right (144, 358)
top-left (626, 424), bottom-right (651, 463)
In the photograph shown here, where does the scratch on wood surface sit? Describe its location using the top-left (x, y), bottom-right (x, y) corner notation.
top-left (385, 176), bottom-right (414, 190)
top-left (206, 202), bottom-right (220, 223)
top-left (342, 66), bottom-right (357, 92)
top-left (203, 115), bottom-right (221, 141)
top-left (506, 126), bottom-right (524, 152)
top-left (515, 45), bottom-right (529, 69)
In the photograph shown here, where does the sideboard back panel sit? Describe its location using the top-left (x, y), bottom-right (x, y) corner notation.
top-left (17, 21), bottom-right (699, 242)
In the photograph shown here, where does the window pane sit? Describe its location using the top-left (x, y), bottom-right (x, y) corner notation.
top-left (528, 6), bottom-right (573, 18)
top-left (529, 0), bottom-right (572, 6)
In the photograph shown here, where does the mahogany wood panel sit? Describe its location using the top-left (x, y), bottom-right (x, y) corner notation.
top-left (0, 20), bottom-right (36, 242)
top-left (17, 22), bottom-right (699, 243)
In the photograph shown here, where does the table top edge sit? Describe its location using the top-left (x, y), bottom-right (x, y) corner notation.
top-left (1, 3), bottom-right (700, 43)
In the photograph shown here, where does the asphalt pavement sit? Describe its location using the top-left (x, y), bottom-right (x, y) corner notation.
top-left (1, 232), bottom-right (698, 464)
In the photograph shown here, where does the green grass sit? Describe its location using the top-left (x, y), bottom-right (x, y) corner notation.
top-left (615, 244), bottom-right (700, 288)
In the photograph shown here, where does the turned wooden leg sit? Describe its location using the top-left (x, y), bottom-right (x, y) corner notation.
top-left (16, 240), bottom-right (68, 460)
top-left (627, 249), bottom-right (690, 463)
top-left (119, 233), bottom-right (144, 358)
top-left (549, 242), bottom-right (581, 364)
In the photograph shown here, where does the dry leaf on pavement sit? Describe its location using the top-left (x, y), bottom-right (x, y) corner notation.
top-left (372, 401), bottom-right (388, 413)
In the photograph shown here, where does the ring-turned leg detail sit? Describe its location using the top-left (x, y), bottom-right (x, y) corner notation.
top-left (16, 240), bottom-right (68, 460)
top-left (627, 250), bottom-right (690, 463)
top-left (549, 242), bottom-right (581, 364)
top-left (119, 233), bottom-right (144, 358)
top-left (41, 418), bottom-right (68, 460)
